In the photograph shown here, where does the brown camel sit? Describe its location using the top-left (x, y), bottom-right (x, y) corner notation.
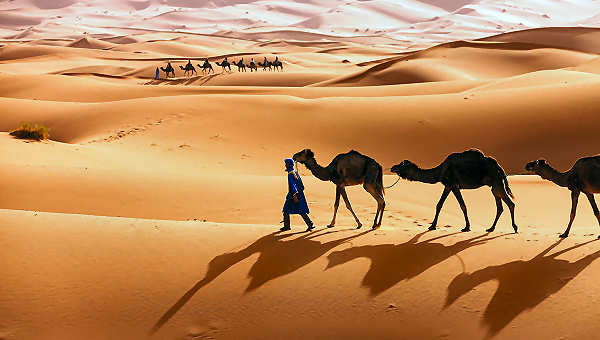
top-left (293, 149), bottom-right (385, 229)
top-left (391, 149), bottom-right (517, 233)
top-left (526, 156), bottom-right (600, 238)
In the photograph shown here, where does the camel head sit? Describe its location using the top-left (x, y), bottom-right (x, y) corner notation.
top-left (525, 159), bottom-right (547, 173)
top-left (293, 149), bottom-right (314, 164)
top-left (391, 160), bottom-right (418, 180)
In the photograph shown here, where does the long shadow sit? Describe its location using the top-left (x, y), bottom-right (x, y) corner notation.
top-left (151, 228), bottom-right (371, 333)
top-left (326, 231), bottom-right (508, 296)
top-left (445, 238), bottom-right (600, 337)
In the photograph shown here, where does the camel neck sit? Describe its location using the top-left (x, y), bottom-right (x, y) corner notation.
top-left (304, 158), bottom-right (331, 181)
top-left (537, 165), bottom-right (570, 187)
top-left (408, 164), bottom-right (443, 184)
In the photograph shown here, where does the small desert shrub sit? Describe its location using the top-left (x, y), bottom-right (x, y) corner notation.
top-left (9, 123), bottom-right (49, 141)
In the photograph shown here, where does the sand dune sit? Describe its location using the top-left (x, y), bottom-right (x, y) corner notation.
top-left (67, 35), bottom-right (116, 49)
top-left (479, 27), bottom-right (600, 54)
top-left (317, 40), bottom-right (597, 86)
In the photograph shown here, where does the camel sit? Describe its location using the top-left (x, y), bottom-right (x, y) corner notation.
top-left (526, 156), bottom-right (600, 238)
top-left (232, 59), bottom-right (246, 72)
top-left (197, 60), bottom-right (214, 74)
top-left (293, 149), bottom-right (385, 229)
top-left (179, 64), bottom-right (197, 77)
top-left (258, 61), bottom-right (272, 71)
top-left (248, 61), bottom-right (257, 72)
top-left (272, 59), bottom-right (283, 71)
top-left (160, 64), bottom-right (175, 78)
top-left (391, 149), bottom-right (517, 233)
top-left (216, 60), bottom-right (231, 72)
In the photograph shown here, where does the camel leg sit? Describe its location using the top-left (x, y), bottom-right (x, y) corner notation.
top-left (451, 188), bottom-right (470, 232)
top-left (487, 189), bottom-right (503, 233)
top-left (431, 186), bottom-right (451, 230)
top-left (364, 184), bottom-right (385, 229)
top-left (561, 190), bottom-right (580, 238)
top-left (377, 188), bottom-right (385, 227)
top-left (341, 188), bottom-right (363, 229)
top-left (500, 188), bottom-right (518, 233)
top-left (585, 193), bottom-right (600, 238)
top-left (328, 186), bottom-right (342, 228)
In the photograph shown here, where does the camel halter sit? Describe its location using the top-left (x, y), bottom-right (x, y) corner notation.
top-left (384, 176), bottom-right (402, 189)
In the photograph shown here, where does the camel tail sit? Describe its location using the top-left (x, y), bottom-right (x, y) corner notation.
top-left (377, 164), bottom-right (385, 195)
top-left (500, 167), bottom-right (514, 199)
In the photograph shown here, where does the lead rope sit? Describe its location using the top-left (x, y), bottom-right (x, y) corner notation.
top-left (384, 176), bottom-right (402, 189)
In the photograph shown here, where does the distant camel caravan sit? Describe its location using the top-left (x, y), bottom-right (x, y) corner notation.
top-left (293, 149), bottom-right (385, 229)
top-left (391, 150), bottom-right (518, 233)
top-left (158, 56), bottom-right (283, 78)
top-left (526, 157), bottom-right (600, 239)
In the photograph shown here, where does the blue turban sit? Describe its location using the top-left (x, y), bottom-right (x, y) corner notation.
top-left (284, 158), bottom-right (295, 172)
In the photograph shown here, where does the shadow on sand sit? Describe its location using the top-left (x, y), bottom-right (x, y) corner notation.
top-left (151, 228), bottom-right (372, 333)
top-left (445, 238), bottom-right (600, 337)
top-left (326, 231), bottom-right (509, 296)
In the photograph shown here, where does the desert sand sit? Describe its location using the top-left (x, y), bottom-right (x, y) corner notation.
top-left (2, 1), bottom-right (600, 339)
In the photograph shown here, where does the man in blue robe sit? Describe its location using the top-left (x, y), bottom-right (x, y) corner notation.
top-left (281, 158), bottom-right (314, 232)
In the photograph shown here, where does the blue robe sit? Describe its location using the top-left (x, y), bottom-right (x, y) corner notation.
top-left (283, 171), bottom-right (309, 214)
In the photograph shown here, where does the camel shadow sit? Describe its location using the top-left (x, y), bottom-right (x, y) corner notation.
top-left (151, 228), bottom-right (371, 333)
top-left (326, 231), bottom-right (509, 296)
top-left (445, 238), bottom-right (600, 338)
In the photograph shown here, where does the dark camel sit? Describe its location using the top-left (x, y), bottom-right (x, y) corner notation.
top-left (248, 61), bottom-right (258, 72)
top-left (232, 59), bottom-right (246, 72)
top-left (391, 149), bottom-right (517, 233)
top-left (293, 149), bottom-right (385, 229)
top-left (526, 156), bottom-right (600, 238)
top-left (272, 59), bottom-right (283, 71)
top-left (197, 60), bottom-right (214, 74)
top-left (178, 64), bottom-right (197, 77)
top-left (258, 60), bottom-right (272, 71)
top-left (160, 64), bottom-right (175, 77)
top-left (216, 60), bottom-right (231, 72)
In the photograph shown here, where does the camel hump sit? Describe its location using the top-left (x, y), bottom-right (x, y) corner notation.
top-left (445, 149), bottom-right (485, 163)
top-left (461, 149), bottom-right (485, 158)
top-left (576, 155), bottom-right (600, 166)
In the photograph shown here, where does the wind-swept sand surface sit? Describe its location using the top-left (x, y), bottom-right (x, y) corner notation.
top-left (2, 2), bottom-right (600, 338)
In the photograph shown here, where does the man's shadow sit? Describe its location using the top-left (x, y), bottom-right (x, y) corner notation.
top-left (326, 231), bottom-right (508, 296)
top-left (445, 238), bottom-right (600, 338)
top-left (151, 228), bottom-right (372, 333)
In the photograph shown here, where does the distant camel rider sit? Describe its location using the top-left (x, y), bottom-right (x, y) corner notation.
top-left (186, 59), bottom-right (192, 67)
top-left (281, 158), bottom-right (314, 232)
top-left (275, 56), bottom-right (279, 62)
top-left (264, 56), bottom-right (268, 64)
top-left (155, 67), bottom-right (159, 79)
